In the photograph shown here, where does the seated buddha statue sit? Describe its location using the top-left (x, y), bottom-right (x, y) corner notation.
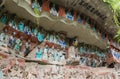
top-left (33, 28), bottom-right (38, 36)
top-left (37, 31), bottom-right (44, 42)
top-left (56, 49), bottom-right (61, 62)
top-left (49, 34), bottom-right (54, 43)
top-left (61, 39), bottom-right (66, 48)
top-left (79, 46), bottom-right (85, 54)
top-left (13, 23), bottom-right (18, 30)
top-left (0, 12), bottom-right (8, 24)
top-left (32, 0), bottom-right (40, 15)
top-left (8, 35), bottom-right (16, 48)
top-left (50, 4), bottom-right (58, 16)
top-left (77, 15), bottom-right (83, 23)
top-left (18, 21), bottom-right (24, 32)
top-left (42, 45), bottom-right (49, 60)
top-left (60, 50), bottom-right (66, 62)
top-left (0, 32), bottom-right (6, 46)
top-left (24, 25), bottom-right (29, 34)
top-left (24, 41), bottom-right (31, 57)
top-left (0, 69), bottom-right (3, 79)
top-left (28, 27), bottom-right (32, 35)
top-left (0, 32), bottom-right (5, 42)
top-left (14, 38), bottom-right (22, 52)
top-left (9, 14), bottom-right (16, 27)
top-left (48, 46), bottom-right (54, 62)
top-left (37, 2), bottom-right (41, 11)
top-left (9, 18), bottom-right (15, 27)
top-left (53, 35), bottom-right (58, 44)
top-left (44, 33), bottom-right (50, 42)
top-left (32, 0), bottom-right (37, 9)
top-left (36, 47), bottom-right (43, 59)
top-left (66, 11), bottom-right (74, 21)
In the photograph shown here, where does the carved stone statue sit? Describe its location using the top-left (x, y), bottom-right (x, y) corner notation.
top-left (18, 21), bottom-right (24, 32)
top-left (0, 11), bottom-right (8, 24)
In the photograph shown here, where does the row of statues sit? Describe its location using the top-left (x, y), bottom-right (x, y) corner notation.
top-left (0, 32), bottom-right (31, 56)
top-left (0, 9), bottom-right (107, 66)
top-left (31, 0), bottom-right (74, 20)
top-left (0, 27), bottom-right (104, 66)
top-left (0, 10), bottom-right (106, 56)
top-left (79, 46), bottom-right (105, 58)
top-left (36, 45), bottom-right (66, 64)
top-left (31, 0), bottom-right (111, 43)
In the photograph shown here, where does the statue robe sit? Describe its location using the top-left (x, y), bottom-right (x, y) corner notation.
top-left (0, 33), bottom-right (5, 42)
top-left (18, 22), bottom-right (24, 32)
top-left (43, 47), bottom-right (48, 60)
top-left (77, 17), bottom-right (83, 23)
top-left (0, 14), bottom-right (8, 24)
top-left (33, 28), bottom-right (38, 36)
top-left (36, 48), bottom-right (43, 59)
top-left (14, 39), bottom-right (22, 51)
top-left (9, 20), bottom-right (15, 27)
top-left (24, 26), bottom-right (29, 34)
top-left (50, 7), bottom-right (58, 16)
top-left (0, 69), bottom-right (3, 79)
top-left (66, 12), bottom-right (74, 20)
top-left (37, 32), bottom-right (44, 42)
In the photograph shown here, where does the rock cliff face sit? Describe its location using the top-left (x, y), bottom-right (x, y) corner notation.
top-left (0, 59), bottom-right (119, 79)
top-left (4, 0), bottom-right (108, 49)
top-left (0, 0), bottom-right (5, 7)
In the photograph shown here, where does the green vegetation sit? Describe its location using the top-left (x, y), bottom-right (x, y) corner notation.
top-left (115, 29), bottom-right (120, 42)
top-left (103, 0), bottom-right (120, 26)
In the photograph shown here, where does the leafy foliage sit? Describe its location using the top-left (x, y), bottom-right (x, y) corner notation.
top-left (115, 29), bottom-right (120, 42)
top-left (103, 0), bottom-right (120, 26)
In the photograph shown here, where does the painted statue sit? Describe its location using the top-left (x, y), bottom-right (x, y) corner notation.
top-left (9, 19), bottom-right (15, 27)
top-left (0, 69), bottom-right (3, 79)
top-left (66, 11), bottom-right (74, 20)
top-left (32, 0), bottom-right (40, 16)
top-left (42, 46), bottom-right (48, 60)
top-left (18, 21), bottom-right (24, 32)
top-left (33, 28), bottom-right (38, 36)
top-left (0, 12), bottom-right (8, 24)
top-left (14, 38), bottom-right (22, 52)
top-left (49, 34), bottom-right (54, 43)
top-left (9, 14), bottom-right (16, 27)
top-left (8, 36), bottom-right (16, 48)
top-left (36, 47), bottom-right (43, 59)
top-left (77, 16), bottom-right (83, 23)
top-left (0, 32), bottom-right (5, 42)
top-left (50, 4), bottom-right (58, 16)
top-left (37, 32), bottom-right (44, 42)
top-left (24, 41), bottom-right (31, 57)
top-left (24, 26), bottom-right (29, 34)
